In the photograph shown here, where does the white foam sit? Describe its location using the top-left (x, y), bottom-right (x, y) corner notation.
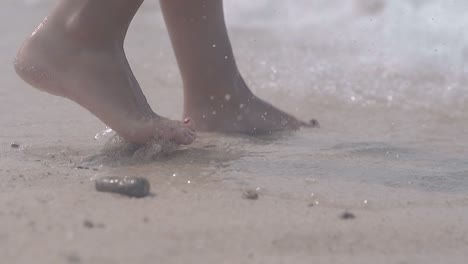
top-left (224, 0), bottom-right (468, 116)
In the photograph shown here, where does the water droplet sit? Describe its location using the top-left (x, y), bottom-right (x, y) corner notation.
top-left (212, 111), bottom-right (217, 115)
top-left (187, 180), bottom-right (191, 184)
top-left (172, 173), bottom-right (177, 177)
top-left (239, 104), bottom-right (244, 109)
top-left (210, 96), bottom-right (215, 100)
top-left (364, 200), bottom-right (368, 204)
top-left (212, 44), bottom-right (216, 48)
top-left (225, 94), bottom-right (231, 101)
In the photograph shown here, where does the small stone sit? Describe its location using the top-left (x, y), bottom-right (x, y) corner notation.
top-left (340, 211), bottom-right (356, 220)
top-left (10, 143), bottom-right (20, 148)
top-left (67, 253), bottom-right (81, 264)
top-left (309, 119), bottom-right (320, 128)
top-left (243, 189), bottom-right (259, 200)
top-left (95, 176), bottom-right (150, 198)
top-left (83, 220), bottom-right (94, 228)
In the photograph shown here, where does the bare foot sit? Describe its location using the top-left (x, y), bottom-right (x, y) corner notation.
top-left (14, 19), bottom-right (195, 145)
top-left (184, 75), bottom-right (316, 134)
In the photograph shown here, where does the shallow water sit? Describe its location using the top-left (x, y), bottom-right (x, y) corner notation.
top-left (116, 0), bottom-right (468, 195)
top-left (4, 0), bottom-right (468, 197)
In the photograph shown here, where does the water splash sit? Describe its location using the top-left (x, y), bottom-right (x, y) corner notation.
top-left (94, 127), bottom-right (113, 140)
top-left (84, 135), bottom-right (180, 166)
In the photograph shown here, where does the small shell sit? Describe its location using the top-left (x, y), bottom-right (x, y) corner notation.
top-left (95, 176), bottom-right (150, 198)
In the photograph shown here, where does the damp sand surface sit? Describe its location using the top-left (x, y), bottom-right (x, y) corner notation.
top-left (1, 1), bottom-right (468, 263)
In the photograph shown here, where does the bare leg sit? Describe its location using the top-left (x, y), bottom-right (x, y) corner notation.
top-left (160, 0), bottom-right (311, 134)
top-left (14, 0), bottom-right (196, 144)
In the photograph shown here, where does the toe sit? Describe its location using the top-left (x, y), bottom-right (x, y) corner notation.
top-left (183, 117), bottom-right (195, 130)
top-left (176, 127), bottom-right (196, 145)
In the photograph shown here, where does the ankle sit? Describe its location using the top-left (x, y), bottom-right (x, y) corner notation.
top-left (185, 71), bottom-right (253, 100)
top-left (184, 73), bottom-right (256, 113)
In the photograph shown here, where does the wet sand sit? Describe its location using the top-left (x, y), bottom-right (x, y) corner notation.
top-left (2, 1), bottom-right (468, 263)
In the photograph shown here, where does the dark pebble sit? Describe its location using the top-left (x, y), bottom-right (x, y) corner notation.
top-left (83, 220), bottom-right (94, 228)
top-left (309, 119), bottom-right (320, 128)
top-left (340, 211), bottom-right (356, 220)
top-left (67, 254), bottom-right (81, 264)
top-left (95, 176), bottom-right (150, 198)
top-left (243, 189), bottom-right (259, 200)
top-left (10, 143), bottom-right (20, 148)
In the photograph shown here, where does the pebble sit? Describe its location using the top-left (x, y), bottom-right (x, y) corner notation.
top-left (95, 176), bottom-right (150, 198)
top-left (340, 211), bottom-right (356, 220)
top-left (83, 220), bottom-right (94, 228)
top-left (243, 189), bottom-right (259, 200)
top-left (309, 119), bottom-right (320, 128)
top-left (67, 253), bottom-right (81, 264)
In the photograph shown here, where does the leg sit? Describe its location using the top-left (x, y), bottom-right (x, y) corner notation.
top-left (14, 0), bottom-right (196, 145)
top-left (160, 0), bottom-right (311, 134)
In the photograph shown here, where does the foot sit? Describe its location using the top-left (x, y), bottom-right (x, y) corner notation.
top-left (14, 19), bottom-right (196, 145)
top-left (184, 76), bottom-right (316, 134)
